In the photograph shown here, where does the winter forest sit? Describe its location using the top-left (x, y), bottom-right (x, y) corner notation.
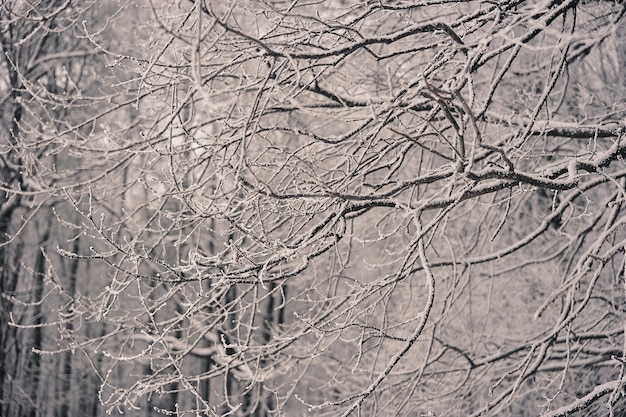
top-left (3, 1), bottom-right (626, 416)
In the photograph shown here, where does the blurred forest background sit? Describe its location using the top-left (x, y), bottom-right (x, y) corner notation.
top-left (2, 1), bottom-right (626, 416)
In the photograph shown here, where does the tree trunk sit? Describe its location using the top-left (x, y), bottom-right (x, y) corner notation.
top-left (56, 236), bottom-right (79, 417)
top-left (25, 221), bottom-right (50, 417)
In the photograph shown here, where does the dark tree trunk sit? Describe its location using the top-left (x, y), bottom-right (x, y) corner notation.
top-left (25, 221), bottom-right (50, 417)
top-left (56, 236), bottom-right (79, 417)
